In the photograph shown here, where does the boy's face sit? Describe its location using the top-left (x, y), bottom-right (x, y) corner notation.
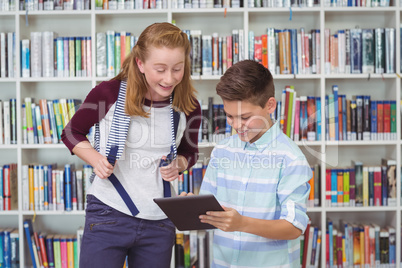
top-left (223, 98), bottom-right (276, 144)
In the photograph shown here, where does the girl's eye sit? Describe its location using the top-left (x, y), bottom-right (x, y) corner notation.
top-left (242, 117), bottom-right (250, 120)
top-left (157, 70), bottom-right (165, 73)
top-left (173, 69), bottom-right (181, 72)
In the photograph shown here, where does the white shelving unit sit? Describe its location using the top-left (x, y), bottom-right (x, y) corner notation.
top-left (1, 1), bottom-right (402, 267)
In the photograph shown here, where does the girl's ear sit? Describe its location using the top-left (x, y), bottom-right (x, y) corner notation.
top-left (136, 58), bottom-right (144, 74)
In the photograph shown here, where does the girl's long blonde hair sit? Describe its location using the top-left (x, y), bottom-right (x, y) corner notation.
top-left (114, 22), bottom-right (197, 117)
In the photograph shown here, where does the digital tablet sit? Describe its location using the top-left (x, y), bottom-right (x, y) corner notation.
top-left (153, 194), bottom-right (224, 231)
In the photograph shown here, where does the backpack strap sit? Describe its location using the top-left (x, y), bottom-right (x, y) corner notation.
top-left (105, 84), bottom-right (180, 216)
top-left (159, 94), bottom-right (180, 197)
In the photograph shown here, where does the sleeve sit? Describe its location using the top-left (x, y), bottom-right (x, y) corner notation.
top-left (277, 155), bottom-right (312, 234)
top-left (199, 148), bottom-right (218, 196)
top-left (61, 81), bottom-right (119, 154)
top-left (177, 100), bottom-right (202, 169)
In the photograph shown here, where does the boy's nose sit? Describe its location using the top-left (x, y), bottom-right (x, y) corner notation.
top-left (231, 118), bottom-right (241, 130)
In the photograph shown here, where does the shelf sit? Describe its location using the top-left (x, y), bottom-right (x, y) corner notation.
top-left (19, 77), bottom-right (92, 82)
top-left (22, 210), bottom-right (86, 215)
top-left (247, 6), bottom-right (321, 12)
top-left (17, 10), bottom-right (92, 15)
top-left (1, 4), bottom-right (402, 268)
top-left (325, 206), bottom-right (398, 212)
top-left (172, 7), bottom-right (244, 13)
top-left (325, 140), bottom-right (398, 146)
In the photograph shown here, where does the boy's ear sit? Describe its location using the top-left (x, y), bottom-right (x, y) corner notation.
top-left (265, 97), bottom-right (277, 114)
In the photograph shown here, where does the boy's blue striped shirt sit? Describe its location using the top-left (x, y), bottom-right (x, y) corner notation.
top-left (200, 121), bottom-right (312, 268)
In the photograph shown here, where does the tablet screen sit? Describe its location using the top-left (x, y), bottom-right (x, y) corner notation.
top-left (154, 194), bottom-right (224, 231)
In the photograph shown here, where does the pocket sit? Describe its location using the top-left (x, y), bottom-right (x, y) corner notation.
top-left (85, 195), bottom-right (117, 232)
top-left (156, 218), bottom-right (176, 232)
top-left (85, 195), bottom-right (114, 216)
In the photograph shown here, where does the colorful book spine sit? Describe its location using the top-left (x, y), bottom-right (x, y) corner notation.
top-left (53, 236), bottom-right (62, 268)
top-left (34, 105), bottom-right (45, 144)
top-left (75, 37), bottom-right (82, 77)
top-left (68, 37), bottom-right (75, 77)
top-left (46, 235), bottom-right (55, 268)
top-left (23, 219), bottom-right (38, 268)
top-left (25, 98), bottom-right (34, 144)
top-left (47, 100), bottom-right (59, 144)
top-left (64, 164), bottom-right (72, 211)
top-left (52, 100), bottom-right (64, 141)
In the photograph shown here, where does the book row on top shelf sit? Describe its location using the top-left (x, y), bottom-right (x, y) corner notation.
top-left (1, 0), bottom-right (400, 11)
top-left (0, 15), bottom-right (400, 80)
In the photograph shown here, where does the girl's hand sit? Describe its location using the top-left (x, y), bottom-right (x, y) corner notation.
top-left (160, 156), bottom-right (180, 182)
top-left (93, 155), bottom-right (114, 179)
top-left (199, 206), bottom-right (244, 232)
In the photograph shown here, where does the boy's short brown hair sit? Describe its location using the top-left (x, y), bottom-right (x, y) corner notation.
top-left (216, 60), bottom-right (275, 108)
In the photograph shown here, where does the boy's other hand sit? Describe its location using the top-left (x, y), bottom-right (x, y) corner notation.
top-left (199, 206), bottom-right (244, 232)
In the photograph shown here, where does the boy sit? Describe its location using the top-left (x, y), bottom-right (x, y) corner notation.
top-left (199, 60), bottom-right (312, 267)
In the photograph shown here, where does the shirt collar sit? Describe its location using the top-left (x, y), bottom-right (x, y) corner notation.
top-left (243, 120), bottom-right (280, 152)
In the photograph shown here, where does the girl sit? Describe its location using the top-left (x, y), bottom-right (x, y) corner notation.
top-left (61, 22), bottom-right (201, 268)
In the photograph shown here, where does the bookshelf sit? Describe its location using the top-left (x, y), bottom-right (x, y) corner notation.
top-left (0, 1), bottom-right (402, 267)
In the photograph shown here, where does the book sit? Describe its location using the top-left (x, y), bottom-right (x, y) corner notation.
top-left (362, 28), bottom-right (374, 73)
top-left (23, 219), bottom-right (38, 268)
top-left (381, 158), bottom-right (396, 206)
top-left (46, 235), bottom-right (55, 268)
top-left (39, 99), bottom-right (52, 144)
top-left (350, 28), bottom-right (362, 74)
top-left (53, 235), bottom-right (62, 268)
top-left (10, 229), bottom-right (19, 268)
top-left (38, 233), bottom-right (49, 267)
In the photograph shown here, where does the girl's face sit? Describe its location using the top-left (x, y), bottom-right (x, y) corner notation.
top-left (136, 46), bottom-right (185, 101)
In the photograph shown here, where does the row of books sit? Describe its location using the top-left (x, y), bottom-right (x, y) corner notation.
top-left (325, 93), bottom-right (397, 142)
top-left (250, 28), bottom-right (321, 75)
top-left (175, 163), bottom-right (206, 196)
top-left (272, 85), bottom-right (397, 142)
top-left (19, 0), bottom-right (91, 10)
top-left (324, 0), bottom-right (390, 7)
top-left (173, 0), bottom-right (243, 8)
top-left (0, 163), bottom-right (17, 211)
top-left (301, 221), bottom-right (321, 268)
top-left (249, 0), bottom-right (319, 7)
top-left (0, 228), bottom-right (19, 267)
top-left (0, 99), bottom-right (17, 145)
top-left (325, 158), bottom-right (397, 208)
top-left (174, 230), bottom-right (213, 268)
top-left (326, 219), bottom-right (396, 267)
top-left (95, 0), bottom-right (166, 9)
top-left (96, 31), bottom-right (138, 77)
top-left (23, 219), bottom-right (83, 268)
top-left (273, 86), bottom-right (323, 141)
top-left (198, 97), bottom-right (232, 144)
top-left (0, 32), bottom-right (16, 78)
top-left (184, 29), bottom-right (245, 76)
top-left (22, 98), bottom-right (82, 145)
top-left (324, 28), bottom-right (396, 75)
top-left (21, 32), bottom-right (92, 78)
top-left (307, 164), bottom-right (321, 208)
top-left (21, 164), bottom-right (93, 212)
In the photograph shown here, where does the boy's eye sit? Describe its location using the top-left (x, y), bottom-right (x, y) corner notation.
top-left (241, 117), bottom-right (250, 121)
top-left (157, 69), bottom-right (165, 73)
